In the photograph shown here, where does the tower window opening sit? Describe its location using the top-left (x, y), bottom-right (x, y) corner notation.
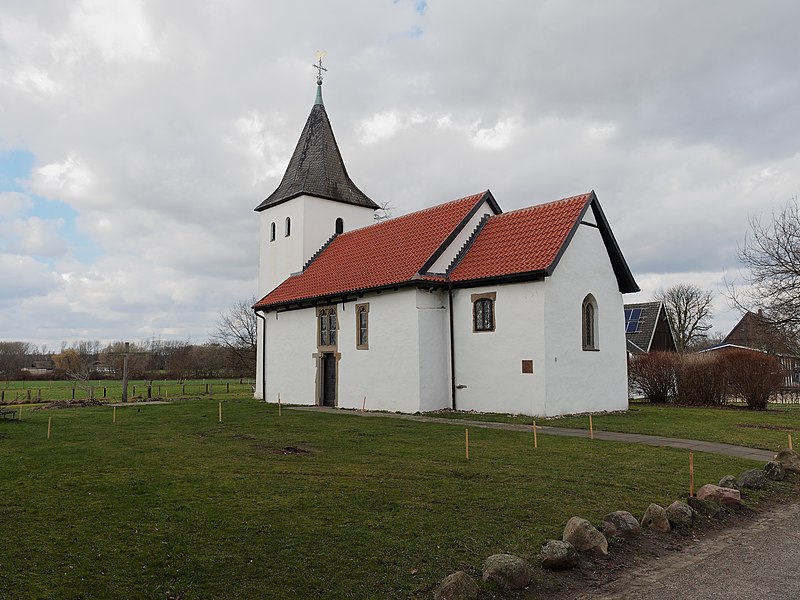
top-left (335, 217), bottom-right (344, 234)
top-left (285, 217), bottom-right (291, 237)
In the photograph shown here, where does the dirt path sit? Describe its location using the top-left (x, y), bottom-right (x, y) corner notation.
top-left (558, 499), bottom-right (800, 600)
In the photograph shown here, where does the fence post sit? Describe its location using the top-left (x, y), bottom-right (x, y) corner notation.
top-left (103, 387), bottom-right (107, 398)
top-left (38, 388), bottom-right (42, 400)
top-left (147, 385), bottom-right (152, 399)
top-left (72, 387), bottom-right (75, 400)
top-left (227, 382), bottom-right (230, 393)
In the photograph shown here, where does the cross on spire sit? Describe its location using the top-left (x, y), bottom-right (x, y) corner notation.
top-left (312, 51), bottom-right (328, 85)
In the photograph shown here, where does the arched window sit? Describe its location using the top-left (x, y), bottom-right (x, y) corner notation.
top-left (472, 293), bottom-right (496, 332)
top-left (270, 222), bottom-right (276, 242)
top-left (582, 294), bottom-right (598, 350)
top-left (335, 217), bottom-right (344, 234)
top-left (285, 217), bottom-right (291, 237)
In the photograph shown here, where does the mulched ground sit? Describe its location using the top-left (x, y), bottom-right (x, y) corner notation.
top-left (512, 478), bottom-right (799, 600)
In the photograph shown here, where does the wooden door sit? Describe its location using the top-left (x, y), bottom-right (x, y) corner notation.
top-left (322, 353), bottom-right (336, 407)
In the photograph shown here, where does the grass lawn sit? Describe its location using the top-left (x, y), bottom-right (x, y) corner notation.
top-left (0, 398), bottom-right (775, 599)
top-left (427, 403), bottom-right (800, 452)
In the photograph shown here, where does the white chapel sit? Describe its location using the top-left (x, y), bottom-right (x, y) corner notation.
top-left (253, 74), bottom-right (639, 417)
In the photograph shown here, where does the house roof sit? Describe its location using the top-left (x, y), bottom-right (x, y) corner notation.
top-left (255, 190), bottom-right (638, 310)
top-left (722, 311), bottom-right (799, 356)
top-left (625, 301), bottom-right (667, 354)
top-left (254, 192), bottom-right (487, 308)
top-left (254, 83), bottom-right (379, 212)
top-left (448, 194), bottom-right (590, 282)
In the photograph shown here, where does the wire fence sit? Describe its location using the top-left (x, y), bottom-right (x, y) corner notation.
top-left (0, 379), bottom-right (255, 403)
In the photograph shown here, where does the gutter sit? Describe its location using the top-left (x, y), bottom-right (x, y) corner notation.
top-left (255, 310), bottom-right (267, 401)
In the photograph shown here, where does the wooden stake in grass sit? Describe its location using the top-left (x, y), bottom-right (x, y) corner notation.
top-left (533, 420), bottom-right (538, 449)
top-left (465, 428), bottom-right (470, 461)
top-left (589, 414), bottom-right (594, 440)
top-left (47, 416), bottom-right (51, 439)
top-left (278, 392), bottom-right (281, 417)
top-left (689, 451), bottom-right (695, 497)
top-left (789, 434), bottom-right (793, 450)
top-left (113, 406), bottom-right (116, 423)
top-left (218, 402), bottom-right (222, 423)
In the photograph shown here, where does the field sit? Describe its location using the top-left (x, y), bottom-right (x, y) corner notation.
top-left (0, 378), bottom-right (253, 403)
top-left (0, 397), bottom-right (778, 599)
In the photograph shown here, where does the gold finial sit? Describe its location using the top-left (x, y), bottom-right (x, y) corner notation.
top-left (312, 51), bottom-right (328, 85)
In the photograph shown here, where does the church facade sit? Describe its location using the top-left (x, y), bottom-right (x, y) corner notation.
top-left (253, 79), bottom-right (639, 416)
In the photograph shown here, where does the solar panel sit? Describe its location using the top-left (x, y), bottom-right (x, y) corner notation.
top-left (624, 307), bottom-right (643, 334)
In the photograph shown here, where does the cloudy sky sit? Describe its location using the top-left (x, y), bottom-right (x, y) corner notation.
top-left (1, 0), bottom-right (799, 348)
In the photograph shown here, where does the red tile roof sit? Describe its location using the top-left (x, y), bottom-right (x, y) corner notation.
top-left (254, 192), bottom-right (486, 308)
top-left (254, 190), bottom-right (617, 310)
top-left (448, 193), bottom-right (590, 281)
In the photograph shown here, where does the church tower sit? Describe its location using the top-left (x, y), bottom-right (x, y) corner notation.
top-left (255, 64), bottom-right (379, 298)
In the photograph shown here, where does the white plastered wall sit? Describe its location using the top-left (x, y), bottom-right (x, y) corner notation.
top-left (543, 222), bottom-right (628, 415)
top-left (451, 281), bottom-right (547, 416)
top-left (262, 307), bottom-right (318, 405)
top-left (255, 194), bottom-right (375, 400)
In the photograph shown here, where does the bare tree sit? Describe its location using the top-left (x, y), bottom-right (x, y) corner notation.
top-left (210, 297), bottom-right (258, 374)
top-left (732, 196), bottom-right (800, 341)
top-left (0, 341), bottom-right (31, 381)
top-left (374, 200), bottom-right (395, 222)
top-left (655, 283), bottom-right (714, 352)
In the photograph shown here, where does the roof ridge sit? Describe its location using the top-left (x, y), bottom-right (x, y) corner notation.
top-left (490, 192), bottom-right (591, 218)
top-left (329, 190), bottom-right (488, 239)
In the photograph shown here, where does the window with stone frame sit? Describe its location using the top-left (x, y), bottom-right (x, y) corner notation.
top-left (471, 292), bottom-right (496, 332)
top-left (356, 303), bottom-right (369, 349)
top-left (317, 307), bottom-right (338, 348)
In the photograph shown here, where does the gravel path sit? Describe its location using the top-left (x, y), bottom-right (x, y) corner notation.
top-left (574, 500), bottom-right (800, 600)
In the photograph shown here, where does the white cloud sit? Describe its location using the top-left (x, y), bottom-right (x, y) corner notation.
top-left (0, 192), bottom-right (33, 218)
top-left (469, 117), bottom-right (519, 151)
top-left (1, 0), bottom-right (800, 345)
top-left (358, 111), bottom-right (403, 144)
top-left (29, 154), bottom-right (94, 205)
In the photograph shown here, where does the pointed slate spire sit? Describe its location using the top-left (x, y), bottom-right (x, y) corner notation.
top-left (254, 79), bottom-right (378, 212)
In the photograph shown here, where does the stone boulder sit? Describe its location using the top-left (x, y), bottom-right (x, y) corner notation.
top-left (641, 503), bottom-right (670, 532)
top-left (774, 448), bottom-right (800, 474)
top-left (665, 501), bottom-right (695, 529)
top-left (434, 571), bottom-right (479, 600)
top-left (540, 540), bottom-right (578, 571)
top-left (687, 496), bottom-right (720, 518)
top-left (718, 475), bottom-right (738, 489)
top-left (764, 460), bottom-right (786, 481)
top-left (737, 468), bottom-right (767, 490)
top-left (697, 484), bottom-right (741, 507)
top-left (602, 510), bottom-right (642, 540)
top-left (482, 554), bottom-right (530, 590)
top-left (562, 517), bottom-right (608, 556)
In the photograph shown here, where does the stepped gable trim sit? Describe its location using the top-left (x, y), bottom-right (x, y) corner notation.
top-left (444, 213), bottom-right (491, 276)
top-left (303, 233), bottom-right (338, 271)
top-left (253, 192), bottom-right (482, 310)
top-left (418, 190), bottom-right (502, 275)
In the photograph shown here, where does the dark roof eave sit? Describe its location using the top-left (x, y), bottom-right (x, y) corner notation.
top-left (254, 190), bottom-right (380, 212)
top-left (254, 279), bottom-right (448, 312)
